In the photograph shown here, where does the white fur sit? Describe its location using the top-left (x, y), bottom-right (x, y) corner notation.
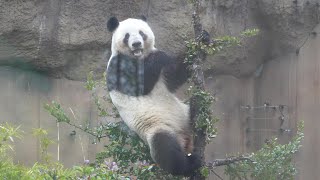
top-left (109, 78), bottom-right (190, 143)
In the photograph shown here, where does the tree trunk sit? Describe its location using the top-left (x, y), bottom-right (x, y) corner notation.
top-left (189, 1), bottom-right (207, 180)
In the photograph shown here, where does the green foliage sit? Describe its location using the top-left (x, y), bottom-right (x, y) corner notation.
top-left (0, 123), bottom-right (22, 161)
top-left (240, 28), bottom-right (260, 37)
top-left (85, 71), bottom-right (110, 117)
top-left (44, 101), bottom-right (70, 123)
top-left (0, 123), bottom-right (76, 179)
top-left (73, 163), bottom-right (126, 180)
top-left (26, 163), bottom-right (77, 180)
top-left (32, 128), bottom-right (55, 164)
top-left (185, 28), bottom-right (259, 65)
top-left (95, 121), bottom-right (152, 166)
top-left (45, 101), bottom-right (108, 142)
top-left (188, 86), bottom-right (218, 142)
top-left (0, 122), bottom-right (181, 179)
top-left (200, 166), bottom-right (210, 178)
top-left (0, 123), bottom-right (26, 180)
top-left (225, 121), bottom-right (304, 180)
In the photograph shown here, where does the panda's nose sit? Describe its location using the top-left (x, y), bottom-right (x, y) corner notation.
top-left (132, 41), bottom-right (142, 48)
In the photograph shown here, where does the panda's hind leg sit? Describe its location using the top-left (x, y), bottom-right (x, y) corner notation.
top-left (149, 130), bottom-right (201, 176)
top-left (183, 133), bottom-right (194, 154)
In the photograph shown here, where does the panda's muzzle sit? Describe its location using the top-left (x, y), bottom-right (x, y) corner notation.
top-left (131, 41), bottom-right (143, 57)
top-left (132, 49), bottom-right (143, 57)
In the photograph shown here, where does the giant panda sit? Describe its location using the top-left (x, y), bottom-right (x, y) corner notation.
top-left (106, 16), bottom-right (201, 176)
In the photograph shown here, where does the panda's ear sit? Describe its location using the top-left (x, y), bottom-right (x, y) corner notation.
top-left (139, 15), bottom-right (147, 22)
top-left (107, 17), bottom-right (119, 32)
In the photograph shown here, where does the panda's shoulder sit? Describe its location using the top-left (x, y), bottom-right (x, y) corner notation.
top-left (147, 50), bottom-right (171, 59)
top-left (145, 50), bottom-right (174, 67)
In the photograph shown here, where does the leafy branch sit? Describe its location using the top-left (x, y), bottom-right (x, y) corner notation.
top-left (185, 28), bottom-right (259, 66)
top-left (32, 128), bottom-right (55, 164)
top-left (225, 121), bottom-right (304, 180)
top-left (44, 101), bottom-right (108, 141)
top-left (0, 123), bottom-right (22, 160)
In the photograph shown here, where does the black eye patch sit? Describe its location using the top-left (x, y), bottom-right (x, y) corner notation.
top-left (139, 30), bottom-right (148, 41)
top-left (123, 33), bottom-right (130, 45)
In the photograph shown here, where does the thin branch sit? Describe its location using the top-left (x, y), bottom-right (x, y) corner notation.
top-left (67, 107), bottom-right (108, 139)
top-left (192, 0), bottom-right (203, 37)
top-left (207, 156), bottom-right (253, 168)
top-left (64, 121), bottom-right (108, 139)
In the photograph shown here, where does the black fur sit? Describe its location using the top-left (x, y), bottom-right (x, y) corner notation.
top-left (151, 131), bottom-right (201, 176)
top-left (107, 54), bottom-right (144, 96)
top-left (107, 17), bottom-right (119, 32)
top-left (123, 33), bottom-right (130, 45)
top-left (107, 51), bottom-right (189, 96)
top-left (139, 30), bottom-right (147, 41)
top-left (145, 51), bottom-right (189, 93)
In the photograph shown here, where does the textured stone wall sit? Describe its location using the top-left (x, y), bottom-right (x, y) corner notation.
top-left (1, 0), bottom-right (319, 79)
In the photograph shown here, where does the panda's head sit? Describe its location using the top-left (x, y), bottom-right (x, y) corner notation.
top-left (107, 16), bottom-right (155, 59)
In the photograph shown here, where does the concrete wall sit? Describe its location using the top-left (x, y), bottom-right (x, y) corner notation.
top-left (247, 25), bottom-right (320, 179)
top-left (205, 25), bottom-right (320, 179)
top-left (296, 25), bottom-right (320, 179)
top-left (0, 67), bottom-right (102, 166)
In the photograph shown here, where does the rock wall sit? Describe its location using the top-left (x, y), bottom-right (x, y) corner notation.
top-left (1, 0), bottom-right (319, 79)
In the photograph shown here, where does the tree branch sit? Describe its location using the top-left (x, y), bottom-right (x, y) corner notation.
top-left (189, 0), bottom-right (208, 179)
top-left (207, 156), bottom-right (253, 168)
top-left (192, 0), bottom-right (203, 37)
